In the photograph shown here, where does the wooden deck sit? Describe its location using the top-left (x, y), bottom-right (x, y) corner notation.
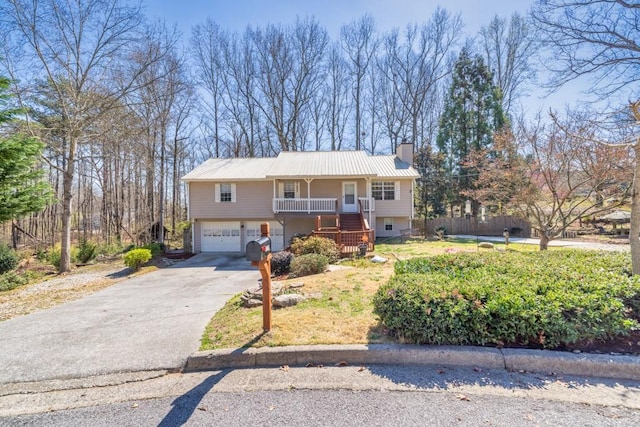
top-left (312, 229), bottom-right (375, 256)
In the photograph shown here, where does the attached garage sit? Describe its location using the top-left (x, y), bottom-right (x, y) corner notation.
top-left (245, 221), bottom-right (284, 252)
top-left (201, 221), bottom-right (241, 252)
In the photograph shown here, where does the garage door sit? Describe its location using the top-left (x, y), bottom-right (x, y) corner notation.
top-left (245, 221), bottom-right (284, 252)
top-left (201, 221), bottom-right (241, 252)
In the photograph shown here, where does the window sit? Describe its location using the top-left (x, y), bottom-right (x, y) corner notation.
top-left (372, 181), bottom-right (396, 200)
top-left (284, 182), bottom-right (296, 199)
top-left (220, 183), bottom-right (232, 202)
top-left (384, 218), bottom-right (393, 231)
top-left (215, 183), bottom-right (236, 203)
top-left (279, 181), bottom-right (299, 199)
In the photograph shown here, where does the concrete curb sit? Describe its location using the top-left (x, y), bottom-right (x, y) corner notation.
top-left (185, 344), bottom-right (640, 381)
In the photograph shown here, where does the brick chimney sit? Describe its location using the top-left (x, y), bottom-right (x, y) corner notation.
top-left (396, 141), bottom-right (414, 165)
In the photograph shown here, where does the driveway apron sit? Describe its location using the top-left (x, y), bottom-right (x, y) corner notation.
top-left (0, 254), bottom-right (257, 385)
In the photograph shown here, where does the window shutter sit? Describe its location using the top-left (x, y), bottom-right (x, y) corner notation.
top-left (231, 183), bottom-right (237, 203)
top-left (295, 182), bottom-right (300, 198)
top-left (215, 183), bottom-right (220, 203)
top-left (395, 182), bottom-right (400, 200)
top-left (278, 182), bottom-right (284, 197)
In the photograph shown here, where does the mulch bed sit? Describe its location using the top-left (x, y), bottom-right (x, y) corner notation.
top-left (561, 329), bottom-right (640, 355)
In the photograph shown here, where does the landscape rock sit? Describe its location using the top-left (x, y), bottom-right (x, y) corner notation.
top-left (241, 281), bottom-right (284, 307)
top-left (272, 294), bottom-right (306, 308)
top-left (370, 255), bottom-right (388, 263)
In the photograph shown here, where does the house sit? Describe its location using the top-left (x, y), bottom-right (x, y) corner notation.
top-left (181, 142), bottom-right (420, 254)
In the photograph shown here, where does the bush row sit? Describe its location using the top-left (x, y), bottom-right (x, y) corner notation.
top-left (269, 236), bottom-right (339, 278)
top-left (374, 251), bottom-right (640, 349)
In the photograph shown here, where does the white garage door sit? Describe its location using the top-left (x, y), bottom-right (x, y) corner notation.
top-left (201, 221), bottom-right (241, 252)
top-left (245, 221), bottom-right (284, 252)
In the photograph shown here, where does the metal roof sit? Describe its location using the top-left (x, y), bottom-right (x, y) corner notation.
top-left (181, 157), bottom-right (276, 181)
top-left (266, 151), bottom-right (376, 178)
top-left (182, 150), bottom-right (420, 181)
top-left (366, 155), bottom-right (420, 178)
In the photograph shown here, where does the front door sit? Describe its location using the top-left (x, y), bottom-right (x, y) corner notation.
top-left (342, 181), bottom-right (357, 213)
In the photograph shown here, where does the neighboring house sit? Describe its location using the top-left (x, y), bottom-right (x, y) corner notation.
top-left (182, 143), bottom-right (419, 254)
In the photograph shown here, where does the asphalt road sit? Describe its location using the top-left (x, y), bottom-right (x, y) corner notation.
top-left (2, 366), bottom-right (640, 426)
top-left (0, 254), bottom-right (257, 384)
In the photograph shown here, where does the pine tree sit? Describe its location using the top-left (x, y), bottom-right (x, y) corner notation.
top-left (436, 48), bottom-right (507, 214)
top-left (0, 76), bottom-right (52, 222)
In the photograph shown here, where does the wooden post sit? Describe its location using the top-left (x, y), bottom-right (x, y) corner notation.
top-left (260, 222), bottom-right (272, 331)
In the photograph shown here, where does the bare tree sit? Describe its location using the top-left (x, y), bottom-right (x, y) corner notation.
top-left (1, 0), bottom-right (168, 272)
top-left (340, 15), bottom-right (378, 151)
top-left (531, 0), bottom-right (640, 96)
top-left (469, 112), bottom-right (633, 250)
top-left (251, 18), bottom-right (328, 152)
top-left (480, 12), bottom-right (538, 115)
top-left (383, 9), bottom-right (463, 149)
top-left (325, 43), bottom-right (351, 150)
top-left (532, 0), bottom-right (640, 271)
top-left (191, 19), bottom-right (226, 158)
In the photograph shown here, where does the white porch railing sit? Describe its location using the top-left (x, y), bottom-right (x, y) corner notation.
top-left (273, 198), bottom-right (337, 213)
top-left (358, 197), bottom-right (375, 212)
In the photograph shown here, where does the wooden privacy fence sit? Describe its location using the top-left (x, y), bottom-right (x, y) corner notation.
top-left (425, 216), bottom-right (531, 237)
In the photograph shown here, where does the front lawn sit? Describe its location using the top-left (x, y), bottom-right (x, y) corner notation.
top-left (200, 239), bottom-right (639, 352)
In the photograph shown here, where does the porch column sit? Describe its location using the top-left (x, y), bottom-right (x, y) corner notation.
top-left (305, 178), bottom-right (313, 214)
top-left (366, 178), bottom-right (372, 229)
top-left (272, 180), bottom-right (277, 213)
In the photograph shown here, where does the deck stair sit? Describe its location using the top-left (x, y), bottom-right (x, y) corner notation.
top-left (339, 213), bottom-right (364, 231)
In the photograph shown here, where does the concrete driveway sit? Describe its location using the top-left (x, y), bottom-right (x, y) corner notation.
top-left (0, 254), bottom-right (258, 385)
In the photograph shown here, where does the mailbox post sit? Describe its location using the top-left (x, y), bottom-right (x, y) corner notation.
top-left (246, 223), bottom-right (272, 331)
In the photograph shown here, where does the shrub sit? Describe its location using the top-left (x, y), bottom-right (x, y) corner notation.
top-left (434, 226), bottom-right (447, 240)
top-left (290, 253), bottom-right (328, 277)
top-left (47, 246), bottom-right (62, 270)
top-left (75, 239), bottom-right (98, 264)
top-left (290, 236), bottom-right (339, 263)
top-left (374, 251), bottom-right (640, 349)
top-left (0, 245), bottom-right (19, 274)
top-left (142, 242), bottom-right (164, 257)
top-left (98, 242), bottom-right (125, 256)
top-left (0, 271), bottom-right (28, 292)
top-left (271, 251), bottom-right (294, 276)
top-left (124, 248), bottom-right (152, 271)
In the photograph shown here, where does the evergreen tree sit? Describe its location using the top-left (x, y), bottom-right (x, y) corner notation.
top-left (0, 76), bottom-right (52, 222)
top-left (436, 48), bottom-right (507, 214)
top-left (415, 144), bottom-right (448, 218)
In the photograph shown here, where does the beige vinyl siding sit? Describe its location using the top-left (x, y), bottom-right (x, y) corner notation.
top-left (375, 216), bottom-right (411, 238)
top-left (189, 181), bottom-right (273, 219)
top-left (373, 180), bottom-right (413, 218)
top-left (282, 217), bottom-right (316, 246)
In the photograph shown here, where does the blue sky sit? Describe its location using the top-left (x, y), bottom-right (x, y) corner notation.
top-left (143, 0), bottom-right (588, 113)
top-left (143, 0), bottom-right (530, 38)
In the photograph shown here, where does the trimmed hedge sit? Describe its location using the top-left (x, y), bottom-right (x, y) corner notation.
top-left (373, 251), bottom-right (640, 349)
top-left (124, 248), bottom-right (152, 271)
top-left (271, 251), bottom-right (294, 276)
top-left (291, 236), bottom-right (340, 263)
top-left (290, 253), bottom-right (328, 277)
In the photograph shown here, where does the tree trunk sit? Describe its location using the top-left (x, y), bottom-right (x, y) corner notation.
top-left (60, 169), bottom-right (74, 272)
top-left (630, 144), bottom-right (640, 274)
top-left (59, 133), bottom-right (77, 273)
top-left (539, 232), bottom-right (549, 251)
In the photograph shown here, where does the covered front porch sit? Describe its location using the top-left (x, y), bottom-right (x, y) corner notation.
top-left (272, 197), bottom-right (374, 214)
